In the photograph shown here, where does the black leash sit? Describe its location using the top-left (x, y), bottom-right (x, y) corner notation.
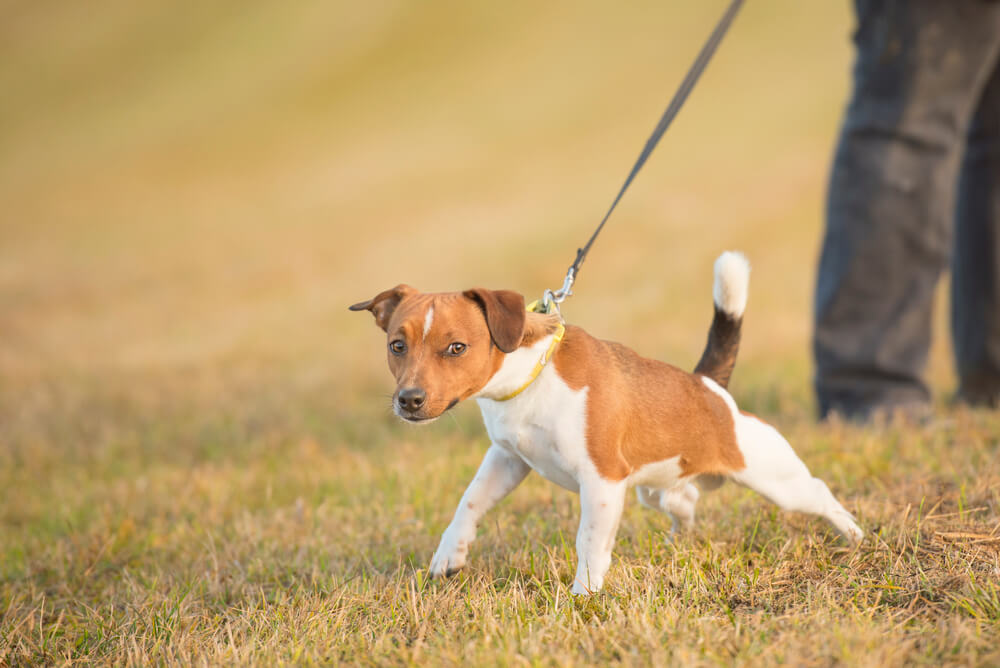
top-left (544, 0), bottom-right (745, 308)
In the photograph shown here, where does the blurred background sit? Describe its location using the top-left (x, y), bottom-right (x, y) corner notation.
top-left (6, 7), bottom-right (998, 662)
top-left (0, 1), bottom-right (957, 440)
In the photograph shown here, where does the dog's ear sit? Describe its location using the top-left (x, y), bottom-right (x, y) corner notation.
top-left (463, 288), bottom-right (526, 353)
top-left (349, 284), bottom-right (416, 331)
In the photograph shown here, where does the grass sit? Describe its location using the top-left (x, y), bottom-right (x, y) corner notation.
top-left (2, 0), bottom-right (999, 665)
top-left (3, 386), bottom-right (999, 665)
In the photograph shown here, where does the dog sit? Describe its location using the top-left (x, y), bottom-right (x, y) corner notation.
top-left (350, 252), bottom-right (862, 594)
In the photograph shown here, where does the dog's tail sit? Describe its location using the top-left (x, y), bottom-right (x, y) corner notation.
top-left (693, 251), bottom-right (750, 389)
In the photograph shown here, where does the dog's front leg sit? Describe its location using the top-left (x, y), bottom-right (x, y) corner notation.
top-left (572, 478), bottom-right (627, 594)
top-left (429, 444), bottom-right (531, 578)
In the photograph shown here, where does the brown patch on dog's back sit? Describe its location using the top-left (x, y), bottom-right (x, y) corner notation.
top-left (553, 326), bottom-right (746, 481)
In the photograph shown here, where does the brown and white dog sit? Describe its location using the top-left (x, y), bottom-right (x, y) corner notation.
top-left (350, 252), bottom-right (862, 594)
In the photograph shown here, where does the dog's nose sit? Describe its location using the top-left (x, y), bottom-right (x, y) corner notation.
top-left (398, 387), bottom-right (426, 411)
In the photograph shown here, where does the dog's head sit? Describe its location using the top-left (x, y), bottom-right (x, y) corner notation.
top-left (350, 285), bottom-right (527, 422)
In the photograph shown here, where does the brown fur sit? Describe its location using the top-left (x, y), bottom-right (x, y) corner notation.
top-left (349, 284), bottom-right (416, 331)
top-left (553, 325), bottom-right (746, 481)
top-left (462, 288), bottom-right (526, 353)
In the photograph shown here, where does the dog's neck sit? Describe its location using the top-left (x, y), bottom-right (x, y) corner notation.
top-left (475, 332), bottom-right (559, 402)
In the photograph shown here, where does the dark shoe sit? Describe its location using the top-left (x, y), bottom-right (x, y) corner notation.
top-left (956, 370), bottom-right (1000, 408)
top-left (820, 399), bottom-right (932, 425)
top-left (956, 386), bottom-right (1000, 408)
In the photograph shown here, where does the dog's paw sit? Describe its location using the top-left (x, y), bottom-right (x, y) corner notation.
top-left (571, 567), bottom-right (606, 595)
top-left (428, 553), bottom-right (466, 579)
top-left (428, 556), bottom-right (465, 579)
top-left (428, 529), bottom-right (469, 578)
top-left (830, 507), bottom-right (864, 545)
top-left (840, 516), bottom-right (865, 546)
top-left (571, 579), bottom-right (602, 595)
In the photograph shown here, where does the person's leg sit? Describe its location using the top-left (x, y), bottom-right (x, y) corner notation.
top-left (814, 0), bottom-right (1000, 420)
top-left (953, 62), bottom-right (1000, 407)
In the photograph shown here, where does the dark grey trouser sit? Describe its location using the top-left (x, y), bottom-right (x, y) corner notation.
top-left (814, 0), bottom-right (1000, 419)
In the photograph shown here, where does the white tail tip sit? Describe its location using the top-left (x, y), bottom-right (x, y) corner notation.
top-left (713, 251), bottom-right (750, 317)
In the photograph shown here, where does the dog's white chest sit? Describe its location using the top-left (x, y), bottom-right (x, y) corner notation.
top-left (476, 368), bottom-right (588, 492)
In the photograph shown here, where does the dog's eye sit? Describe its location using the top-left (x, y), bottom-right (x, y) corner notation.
top-left (389, 340), bottom-right (407, 356)
top-left (446, 342), bottom-right (467, 356)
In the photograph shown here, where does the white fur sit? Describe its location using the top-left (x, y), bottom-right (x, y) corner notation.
top-left (475, 335), bottom-right (554, 401)
top-left (713, 251), bottom-right (750, 317)
top-left (631, 458), bottom-right (701, 534)
top-left (476, 345), bottom-right (587, 493)
top-left (431, 342), bottom-right (628, 593)
top-left (476, 350), bottom-right (629, 593)
top-left (629, 456), bottom-right (683, 488)
top-left (700, 377), bottom-right (863, 543)
top-left (573, 477), bottom-right (626, 594)
top-left (637, 484), bottom-right (699, 531)
top-left (423, 306), bottom-right (434, 337)
top-left (630, 455), bottom-right (697, 532)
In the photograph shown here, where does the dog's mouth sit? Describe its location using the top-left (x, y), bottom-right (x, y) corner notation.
top-left (399, 413), bottom-right (439, 424)
top-left (393, 397), bottom-right (460, 424)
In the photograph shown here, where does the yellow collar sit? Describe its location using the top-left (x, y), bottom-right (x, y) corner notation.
top-left (495, 321), bottom-right (565, 402)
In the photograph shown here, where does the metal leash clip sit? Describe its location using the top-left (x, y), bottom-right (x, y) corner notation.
top-left (535, 266), bottom-right (576, 319)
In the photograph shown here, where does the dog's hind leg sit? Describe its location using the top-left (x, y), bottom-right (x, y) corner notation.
top-left (728, 415), bottom-right (863, 544)
top-left (663, 483), bottom-right (699, 529)
top-left (636, 483), bottom-right (699, 533)
top-left (429, 444), bottom-right (531, 578)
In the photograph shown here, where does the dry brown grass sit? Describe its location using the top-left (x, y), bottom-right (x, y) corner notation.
top-left (2, 1), bottom-right (998, 665)
top-left (3, 381), bottom-right (999, 665)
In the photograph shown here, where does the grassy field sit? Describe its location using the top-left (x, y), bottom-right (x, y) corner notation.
top-left (2, 1), bottom-right (999, 665)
